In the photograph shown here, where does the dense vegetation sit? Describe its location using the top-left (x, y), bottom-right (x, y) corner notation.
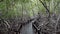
top-left (0, 0), bottom-right (60, 34)
top-left (0, 0), bottom-right (60, 18)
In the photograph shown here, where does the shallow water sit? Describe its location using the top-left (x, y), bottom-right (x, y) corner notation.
top-left (20, 22), bottom-right (34, 34)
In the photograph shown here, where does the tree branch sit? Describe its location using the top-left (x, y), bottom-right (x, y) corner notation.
top-left (39, 0), bottom-right (50, 22)
top-left (4, 20), bottom-right (10, 28)
top-left (39, 0), bottom-right (49, 13)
